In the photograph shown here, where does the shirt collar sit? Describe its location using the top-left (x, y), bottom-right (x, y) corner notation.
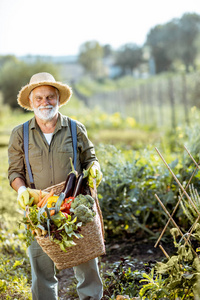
top-left (29, 112), bottom-right (69, 131)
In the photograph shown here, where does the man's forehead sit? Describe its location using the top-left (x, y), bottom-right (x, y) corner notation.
top-left (32, 85), bottom-right (57, 94)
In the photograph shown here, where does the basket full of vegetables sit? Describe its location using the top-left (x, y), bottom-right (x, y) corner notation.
top-left (22, 161), bottom-right (105, 270)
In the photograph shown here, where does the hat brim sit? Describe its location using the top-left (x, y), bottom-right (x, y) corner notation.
top-left (17, 81), bottom-right (72, 110)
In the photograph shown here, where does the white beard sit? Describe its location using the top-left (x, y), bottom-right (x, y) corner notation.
top-left (33, 103), bottom-right (59, 121)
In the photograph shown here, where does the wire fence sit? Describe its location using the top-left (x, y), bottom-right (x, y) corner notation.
top-left (88, 72), bottom-right (200, 129)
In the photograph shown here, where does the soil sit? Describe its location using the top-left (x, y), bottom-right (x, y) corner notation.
top-left (57, 237), bottom-right (176, 300)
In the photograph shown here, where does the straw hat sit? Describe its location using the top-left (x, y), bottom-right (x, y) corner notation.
top-left (17, 72), bottom-right (72, 110)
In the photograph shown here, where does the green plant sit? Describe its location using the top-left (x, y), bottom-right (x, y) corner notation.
top-left (139, 268), bottom-right (169, 299)
top-left (97, 144), bottom-right (179, 239)
top-left (139, 227), bottom-right (200, 299)
top-left (102, 258), bottom-right (144, 299)
top-left (181, 184), bottom-right (200, 225)
top-left (0, 226), bottom-right (32, 299)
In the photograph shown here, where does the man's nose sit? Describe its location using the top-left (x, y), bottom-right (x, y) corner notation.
top-left (41, 97), bottom-right (49, 105)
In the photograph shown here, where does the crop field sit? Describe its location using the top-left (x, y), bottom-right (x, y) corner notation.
top-left (1, 100), bottom-right (200, 299)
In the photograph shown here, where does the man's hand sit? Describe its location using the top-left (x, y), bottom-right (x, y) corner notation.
top-left (17, 186), bottom-right (33, 210)
top-left (89, 164), bottom-right (103, 188)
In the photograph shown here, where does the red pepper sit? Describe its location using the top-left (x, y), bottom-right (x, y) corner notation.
top-left (60, 197), bottom-right (74, 214)
top-left (65, 197), bottom-right (75, 203)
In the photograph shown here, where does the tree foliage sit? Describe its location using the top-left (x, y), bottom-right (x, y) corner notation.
top-left (0, 56), bottom-right (60, 109)
top-left (78, 40), bottom-right (104, 78)
top-left (146, 13), bottom-right (200, 73)
top-left (114, 43), bottom-right (143, 75)
top-left (178, 13), bottom-right (200, 71)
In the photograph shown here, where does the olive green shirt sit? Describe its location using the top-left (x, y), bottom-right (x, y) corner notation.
top-left (8, 113), bottom-right (98, 190)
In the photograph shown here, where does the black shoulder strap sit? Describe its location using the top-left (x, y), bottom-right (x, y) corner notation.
top-left (23, 118), bottom-right (77, 189)
top-left (23, 121), bottom-right (36, 189)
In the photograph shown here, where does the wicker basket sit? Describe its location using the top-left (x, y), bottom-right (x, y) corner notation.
top-left (35, 181), bottom-right (105, 270)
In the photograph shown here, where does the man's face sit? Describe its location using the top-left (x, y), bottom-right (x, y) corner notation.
top-left (29, 85), bottom-right (59, 121)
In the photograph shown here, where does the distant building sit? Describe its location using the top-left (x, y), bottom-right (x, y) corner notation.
top-left (17, 55), bottom-right (84, 83)
top-left (17, 54), bottom-right (150, 81)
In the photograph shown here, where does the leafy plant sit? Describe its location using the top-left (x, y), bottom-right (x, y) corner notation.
top-left (102, 258), bottom-right (144, 299)
top-left (181, 184), bottom-right (200, 225)
top-left (97, 144), bottom-right (179, 239)
top-left (0, 226), bottom-right (32, 299)
top-left (139, 268), bottom-right (169, 299)
top-left (138, 227), bottom-right (200, 299)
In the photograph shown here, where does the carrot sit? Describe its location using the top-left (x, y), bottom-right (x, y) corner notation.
top-left (37, 189), bottom-right (54, 207)
top-left (50, 210), bottom-right (55, 216)
top-left (41, 189), bottom-right (54, 208)
top-left (38, 190), bottom-right (42, 202)
top-left (37, 198), bottom-right (44, 207)
top-left (40, 197), bottom-right (48, 208)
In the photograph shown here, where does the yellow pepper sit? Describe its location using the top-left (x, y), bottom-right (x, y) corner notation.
top-left (47, 196), bottom-right (59, 208)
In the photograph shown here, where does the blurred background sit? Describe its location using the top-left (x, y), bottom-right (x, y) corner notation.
top-left (1, 0), bottom-right (200, 141)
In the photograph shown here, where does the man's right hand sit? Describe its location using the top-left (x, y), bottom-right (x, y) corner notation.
top-left (17, 186), bottom-right (31, 210)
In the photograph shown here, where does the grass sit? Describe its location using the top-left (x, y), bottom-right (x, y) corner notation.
top-left (0, 145), bottom-right (32, 299)
top-left (91, 128), bottom-right (161, 150)
top-left (0, 147), bottom-right (17, 222)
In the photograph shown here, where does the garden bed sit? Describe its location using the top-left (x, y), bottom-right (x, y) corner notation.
top-left (57, 237), bottom-right (176, 300)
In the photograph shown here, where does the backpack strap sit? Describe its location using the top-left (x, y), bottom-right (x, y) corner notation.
top-left (70, 119), bottom-right (77, 170)
top-left (23, 118), bottom-right (77, 189)
top-left (23, 121), bottom-right (36, 189)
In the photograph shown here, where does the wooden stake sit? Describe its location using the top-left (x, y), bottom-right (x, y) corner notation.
top-left (155, 194), bottom-right (198, 257)
top-left (159, 245), bottom-right (169, 259)
top-left (184, 214), bottom-right (200, 246)
top-left (184, 146), bottom-right (200, 171)
top-left (155, 148), bottom-right (200, 217)
top-left (155, 194), bottom-right (185, 239)
top-left (155, 163), bottom-right (198, 248)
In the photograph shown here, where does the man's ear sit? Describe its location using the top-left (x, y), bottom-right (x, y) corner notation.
top-left (29, 99), bottom-right (33, 109)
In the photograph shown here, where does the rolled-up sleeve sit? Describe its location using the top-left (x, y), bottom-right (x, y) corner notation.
top-left (8, 125), bottom-right (26, 185)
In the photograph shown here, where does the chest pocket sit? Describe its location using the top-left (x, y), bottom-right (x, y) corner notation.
top-left (29, 149), bottom-right (43, 172)
top-left (57, 145), bottom-right (74, 169)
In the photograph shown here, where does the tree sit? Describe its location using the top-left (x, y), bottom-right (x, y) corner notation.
top-left (78, 41), bottom-right (104, 78)
top-left (146, 13), bottom-right (200, 73)
top-left (177, 13), bottom-right (200, 71)
top-left (146, 25), bottom-right (175, 73)
top-left (0, 57), bottom-right (60, 109)
top-left (103, 44), bottom-right (113, 57)
top-left (114, 43), bottom-right (143, 76)
top-left (0, 55), bottom-right (17, 67)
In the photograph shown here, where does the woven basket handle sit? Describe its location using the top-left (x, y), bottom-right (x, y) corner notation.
top-left (89, 181), bottom-right (105, 239)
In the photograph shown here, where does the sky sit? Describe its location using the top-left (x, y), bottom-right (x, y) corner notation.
top-left (0, 0), bottom-right (200, 57)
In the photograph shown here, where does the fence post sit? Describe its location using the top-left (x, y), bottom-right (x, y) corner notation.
top-left (157, 81), bottom-right (164, 127)
top-left (168, 77), bottom-right (176, 130)
top-left (147, 83), bottom-right (155, 125)
top-left (139, 84), bottom-right (147, 124)
top-left (132, 87), bottom-right (140, 123)
top-left (182, 74), bottom-right (189, 125)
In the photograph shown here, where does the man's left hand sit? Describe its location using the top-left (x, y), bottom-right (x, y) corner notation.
top-left (88, 164), bottom-right (103, 189)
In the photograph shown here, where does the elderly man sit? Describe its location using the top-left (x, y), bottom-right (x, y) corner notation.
top-left (8, 72), bottom-right (103, 300)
